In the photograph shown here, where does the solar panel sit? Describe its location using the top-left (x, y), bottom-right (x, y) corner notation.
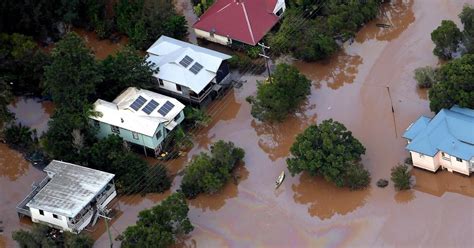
top-left (130, 96), bottom-right (147, 111)
top-left (142, 100), bottom-right (159, 115)
top-left (179, 55), bottom-right (194, 68)
top-left (189, 62), bottom-right (203, 74)
top-left (158, 101), bottom-right (175, 116)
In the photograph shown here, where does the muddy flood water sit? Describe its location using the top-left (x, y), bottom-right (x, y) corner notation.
top-left (1, 1), bottom-right (474, 247)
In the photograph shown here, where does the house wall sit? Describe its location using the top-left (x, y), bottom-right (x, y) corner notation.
top-left (410, 151), bottom-right (438, 172)
top-left (434, 151), bottom-right (470, 175)
top-left (30, 208), bottom-right (70, 231)
top-left (159, 79), bottom-right (182, 94)
top-left (94, 120), bottom-right (163, 150)
top-left (273, 0), bottom-right (286, 15)
top-left (194, 28), bottom-right (231, 45)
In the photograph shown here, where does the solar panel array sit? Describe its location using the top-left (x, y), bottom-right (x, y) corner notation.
top-left (179, 55), bottom-right (194, 68)
top-left (158, 101), bottom-right (175, 116)
top-left (189, 62), bottom-right (203, 74)
top-left (130, 96), bottom-right (147, 111)
top-left (142, 99), bottom-right (159, 115)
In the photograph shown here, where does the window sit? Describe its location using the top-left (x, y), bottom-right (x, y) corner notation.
top-left (53, 214), bottom-right (59, 219)
top-left (111, 125), bottom-right (120, 134)
top-left (174, 113), bottom-right (181, 122)
top-left (276, 8), bottom-right (283, 16)
top-left (39, 210), bottom-right (44, 216)
top-left (94, 120), bottom-right (100, 128)
top-left (132, 132), bottom-right (139, 140)
top-left (441, 152), bottom-right (445, 157)
top-left (159, 79), bottom-right (164, 86)
top-left (156, 130), bottom-right (162, 140)
top-left (456, 157), bottom-right (463, 162)
top-left (176, 84), bottom-right (182, 92)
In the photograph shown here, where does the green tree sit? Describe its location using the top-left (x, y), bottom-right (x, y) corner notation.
top-left (413, 66), bottom-right (437, 88)
top-left (183, 106), bottom-right (211, 128)
top-left (287, 119), bottom-right (368, 188)
top-left (460, 5), bottom-right (474, 53)
top-left (428, 54), bottom-right (474, 112)
top-left (4, 123), bottom-right (34, 151)
top-left (12, 224), bottom-right (94, 248)
top-left (431, 20), bottom-right (463, 60)
top-left (180, 140), bottom-right (245, 198)
top-left (0, 80), bottom-right (14, 130)
top-left (247, 63), bottom-right (311, 122)
top-left (121, 192), bottom-right (193, 248)
top-left (390, 164), bottom-right (411, 191)
top-left (98, 46), bottom-right (157, 101)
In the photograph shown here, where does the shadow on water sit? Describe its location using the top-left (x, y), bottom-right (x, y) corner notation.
top-left (394, 190), bottom-right (416, 204)
top-left (292, 173), bottom-right (370, 220)
top-left (189, 164), bottom-right (249, 211)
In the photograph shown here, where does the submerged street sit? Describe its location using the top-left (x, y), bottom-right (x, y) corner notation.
top-left (1, 0), bottom-right (473, 247)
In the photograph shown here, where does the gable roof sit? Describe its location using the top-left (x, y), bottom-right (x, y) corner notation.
top-left (403, 106), bottom-right (474, 160)
top-left (27, 160), bottom-right (114, 218)
top-left (193, 0), bottom-right (280, 45)
top-left (146, 36), bottom-right (231, 94)
top-left (90, 87), bottom-right (185, 136)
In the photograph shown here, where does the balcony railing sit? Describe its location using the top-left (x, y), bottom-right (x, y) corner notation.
top-left (68, 207), bottom-right (94, 232)
top-left (96, 184), bottom-right (116, 206)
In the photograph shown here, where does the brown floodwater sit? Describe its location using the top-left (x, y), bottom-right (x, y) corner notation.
top-left (3, 1), bottom-right (474, 247)
top-left (7, 97), bottom-right (55, 135)
top-left (175, 0), bottom-right (198, 44)
top-left (72, 28), bottom-right (129, 60)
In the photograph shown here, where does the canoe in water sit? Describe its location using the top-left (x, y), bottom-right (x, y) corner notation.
top-left (275, 171), bottom-right (285, 189)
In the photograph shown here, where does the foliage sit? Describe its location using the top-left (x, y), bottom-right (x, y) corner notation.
top-left (228, 54), bottom-right (253, 72)
top-left (0, 80), bottom-right (14, 129)
top-left (269, 1), bottom-right (380, 61)
top-left (183, 106), bottom-right (211, 128)
top-left (247, 63), bottom-right (311, 122)
top-left (460, 5), bottom-right (474, 53)
top-left (413, 66), bottom-right (437, 88)
top-left (121, 192), bottom-right (193, 248)
top-left (390, 163), bottom-right (411, 191)
top-left (287, 119), bottom-right (368, 188)
top-left (428, 54), bottom-right (474, 112)
top-left (431, 20), bottom-right (463, 60)
top-left (192, 0), bottom-right (215, 17)
top-left (12, 224), bottom-right (94, 248)
top-left (82, 135), bottom-right (171, 194)
top-left (4, 123), bottom-right (35, 151)
top-left (98, 46), bottom-right (157, 101)
top-left (115, 0), bottom-right (187, 49)
top-left (0, 33), bottom-right (51, 96)
top-left (180, 140), bottom-right (245, 198)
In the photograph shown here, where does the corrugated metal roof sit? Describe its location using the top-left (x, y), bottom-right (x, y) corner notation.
top-left (403, 106), bottom-right (474, 160)
top-left (26, 161), bottom-right (114, 218)
top-left (90, 87), bottom-right (185, 136)
top-left (146, 36), bottom-right (231, 94)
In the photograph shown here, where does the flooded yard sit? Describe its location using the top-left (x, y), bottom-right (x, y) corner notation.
top-left (1, 0), bottom-right (473, 247)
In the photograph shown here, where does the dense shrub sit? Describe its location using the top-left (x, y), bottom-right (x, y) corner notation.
top-left (4, 123), bottom-right (35, 151)
top-left (12, 224), bottom-right (94, 248)
top-left (413, 66), bottom-right (437, 88)
top-left (391, 164), bottom-right (411, 191)
top-left (344, 163), bottom-right (371, 190)
top-left (180, 140), bottom-right (245, 198)
top-left (183, 106), bottom-right (211, 128)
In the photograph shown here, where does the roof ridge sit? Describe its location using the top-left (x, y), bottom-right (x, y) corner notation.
top-left (241, 2), bottom-right (256, 45)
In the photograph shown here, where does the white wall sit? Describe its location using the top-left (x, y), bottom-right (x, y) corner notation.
top-left (98, 190), bottom-right (117, 210)
top-left (411, 151), bottom-right (438, 172)
top-left (194, 28), bottom-right (230, 45)
top-left (158, 79), bottom-right (182, 94)
top-left (273, 0), bottom-right (286, 15)
top-left (30, 208), bottom-right (70, 232)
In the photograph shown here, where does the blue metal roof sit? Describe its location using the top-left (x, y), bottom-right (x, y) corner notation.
top-left (403, 106), bottom-right (474, 161)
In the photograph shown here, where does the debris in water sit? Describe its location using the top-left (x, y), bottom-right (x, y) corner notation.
top-left (377, 179), bottom-right (389, 188)
top-left (376, 23), bottom-right (392, 28)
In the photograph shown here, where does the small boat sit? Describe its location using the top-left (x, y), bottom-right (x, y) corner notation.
top-left (275, 171), bottom-right (285, 189)
top-left (376, 23), bottom-right (392, 28)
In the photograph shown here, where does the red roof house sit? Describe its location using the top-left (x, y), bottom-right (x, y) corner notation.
top-left (192, 0), bottom-right (286, 46)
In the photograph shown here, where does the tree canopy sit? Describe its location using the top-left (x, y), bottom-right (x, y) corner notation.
top-left (180, 140), bottom-right (245, 198)
top-left (0, 80), bottom-right (14, 130)
top-left (431, 20), bottom-right (463, 60)
top-left (121, 192), bottom-right (193, 248)
top-left (460, 4), bottom-right (474, 53)
top-left (428, 54), bottom-right (474, 112)
top-left (287, 119), bottom-right (369, 188)
top-left (247, 63), bottom-right (311, 122)
top-left (12, 224), bottom-right (94, 248)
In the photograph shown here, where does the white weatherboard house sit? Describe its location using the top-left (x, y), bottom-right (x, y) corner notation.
top-left (403, 106), bottom-right (474, 176)
top-left (91, 87), bottom-right (185, 156)
top-left (16, 160), bottom-right (117, 233)
top-left (146, 35), bottom-right (232, 106)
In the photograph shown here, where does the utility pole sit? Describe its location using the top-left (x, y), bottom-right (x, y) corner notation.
top-left (386, 86), bottom-right (398, 138)
top-left (98, 211), bottom-right (113, 248)
top-left (258, 43), bottom-right (272, 84)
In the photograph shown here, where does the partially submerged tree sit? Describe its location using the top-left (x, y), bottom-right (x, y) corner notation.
top-left (287, 119), bottom-right (370, 189)
top-left (12, 224), bottom-right (94, 248)
top-left (460, 4), bottom-right (474, 53)
top-left (431, 20), bottom-right (463, 60)
top-left (413, 66), bottom-right (437, 88)
top-left (120, 192), bottom-right (193, 248)
top-left (247, 63), bottom-right (311, 122)
top-left (390, 164), bottom-right (411, 191)
top-left (180, 140), bottom-right (245, 198)
top-left (428, 54), bottom-right (474, 112)
top-left (0, 80), bottom-right (14, 131)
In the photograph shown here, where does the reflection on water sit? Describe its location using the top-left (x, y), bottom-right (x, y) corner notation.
top-left (356, 0), bottom-right (415, 43)
top-left (292, 173), bottom-right (370, 219)
top-left (189, 164), bottom-right (248, 211)
top-left (252, 111), bottom-right (317, 161)
top-left (8, 97), bottom-right (54, 135)
top-left (412, 169), bottom-right (474, 197)
top-left (394, 190), bottom-right (416, 203)
top-left (294, 52), bottom-right (363, 90)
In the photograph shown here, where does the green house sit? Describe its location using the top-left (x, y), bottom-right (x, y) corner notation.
top-left (90, 87), bottom-right (185, 156)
